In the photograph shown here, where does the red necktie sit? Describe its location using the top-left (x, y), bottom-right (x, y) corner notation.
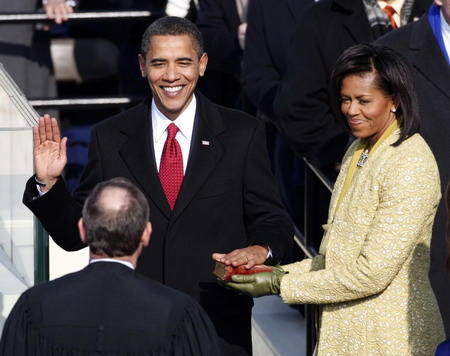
top-left (159, 123), bottom-right (183, 210)
top-left (383, 5), bottom-right (398, 29)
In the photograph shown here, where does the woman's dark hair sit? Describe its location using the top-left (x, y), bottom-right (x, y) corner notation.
top-left (331, 44), bottom-right (419, 146)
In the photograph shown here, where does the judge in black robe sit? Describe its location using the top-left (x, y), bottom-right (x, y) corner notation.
top-left (0, 178), bottom-right (221, 355)
top-left (0, 263), bottom-right (221, 355)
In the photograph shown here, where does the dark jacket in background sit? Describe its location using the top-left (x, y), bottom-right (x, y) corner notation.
top-left (243, 0), bottom-right (311, 119)
top-left (274, 0), bottom-right (431, 168)
top-left (196, 0), bottom-right (243, 108)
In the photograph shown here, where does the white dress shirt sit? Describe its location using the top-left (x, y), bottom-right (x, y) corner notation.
top-left (151, 96), bottom-right (196, 175)
top-left (90, 258), bottom-right (135, 269)
top-left (441, 8), bottom-right (450, 60)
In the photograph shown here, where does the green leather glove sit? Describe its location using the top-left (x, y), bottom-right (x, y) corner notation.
top-left (224, 265), bottom-right (287, 298)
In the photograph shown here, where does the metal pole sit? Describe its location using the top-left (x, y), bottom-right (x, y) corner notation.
top-left (29, 97), bottom-right (144, 109)
top-left (0, 10), bottom-right (161, 24)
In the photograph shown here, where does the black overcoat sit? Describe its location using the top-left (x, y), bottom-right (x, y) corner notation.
top-left (23, 91), bottom-right (293, 352)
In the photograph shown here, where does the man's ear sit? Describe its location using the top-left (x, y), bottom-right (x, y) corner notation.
top-left (199, 52), bottom-right (208, 77)
top-left (141, 221), bottom-right (152, 247)
top-left (78, 218), bottom-right (88, 243)
top-left (138, 54), bottom-right (147, 78)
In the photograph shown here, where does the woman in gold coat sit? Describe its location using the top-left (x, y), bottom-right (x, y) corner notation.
top-left (225, 44), bottom-right (446, 355)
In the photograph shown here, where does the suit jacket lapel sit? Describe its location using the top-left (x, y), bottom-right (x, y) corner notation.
top-left (411, 17), bottom-right (450, 100)
top-left (171, 93), bottom-right (225, 221)
top-left (118, 99), bottom-right (171, 218)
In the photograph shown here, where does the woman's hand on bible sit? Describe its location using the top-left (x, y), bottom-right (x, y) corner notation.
top-left (223, 266), bottom-right (287, 298)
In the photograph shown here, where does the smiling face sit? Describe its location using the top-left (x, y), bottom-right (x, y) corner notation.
top-left (138, 35), bottom-right (208, 121)
top-left (340, 73), bottom-right (397, 147)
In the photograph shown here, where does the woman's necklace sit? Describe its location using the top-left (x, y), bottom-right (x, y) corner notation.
top-left (357, 144), bottom-right (371, 167)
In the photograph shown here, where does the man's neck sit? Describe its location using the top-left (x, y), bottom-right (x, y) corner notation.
top-left (90, 254), bottom-right (138, 268)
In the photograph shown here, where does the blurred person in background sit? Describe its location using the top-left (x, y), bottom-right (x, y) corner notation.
top-left (196, 0), bottom-right (249, 109)
top-left (274, 0), bottom-right (431, 179)
top-left (242, 0), bottom-right (312, 228)
top-left (0, 0), bottom-right (74, 110)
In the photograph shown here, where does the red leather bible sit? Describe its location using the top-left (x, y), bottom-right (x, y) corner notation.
top-left (213, 261), bottom-right (273, 281)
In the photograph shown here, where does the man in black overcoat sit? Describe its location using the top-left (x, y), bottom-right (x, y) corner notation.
top-left (22, 16), bottom-right (293, 354)
top-left (2, 178), bottom-right (221, 355)
top-left (242, 0), bottom-right (312, 223)
top-left (274, 0), bottom-right (432, 173)
top-left (196, 0), bottom-right (246, 108)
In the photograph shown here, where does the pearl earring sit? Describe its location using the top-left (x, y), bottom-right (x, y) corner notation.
top-left (391, 108), bottom-right (397, 113)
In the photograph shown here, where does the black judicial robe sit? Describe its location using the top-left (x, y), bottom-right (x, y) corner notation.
top-left (0, 262), bottom-right (221, 355)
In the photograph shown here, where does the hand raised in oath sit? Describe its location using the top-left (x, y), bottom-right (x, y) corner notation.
top-left (33, 114), bottom-right (67, 192)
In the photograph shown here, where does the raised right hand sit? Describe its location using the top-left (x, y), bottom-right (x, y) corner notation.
top-left (33, 114), bottom-right (67, 192)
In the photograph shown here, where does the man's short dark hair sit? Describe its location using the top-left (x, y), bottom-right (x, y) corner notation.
top-left (331, 44), bottom-right (419, 146)
top-left (82, 177), bottom-right (150, 257)
top-left (141, 16), bottom-right (204, 58)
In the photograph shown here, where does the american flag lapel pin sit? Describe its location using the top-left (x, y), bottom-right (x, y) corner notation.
top-left (202, 140), bottom-right (210, 146)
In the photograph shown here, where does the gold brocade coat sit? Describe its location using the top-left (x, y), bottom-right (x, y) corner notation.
top-left (280, 131), bottom-right (445, 355)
